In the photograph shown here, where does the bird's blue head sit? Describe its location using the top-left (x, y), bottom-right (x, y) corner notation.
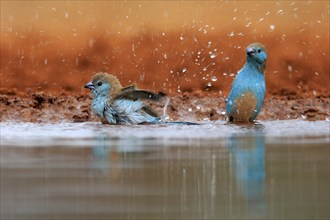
top-left (84, 72), bottom-right (122, 98)
top-left (246, 43), bottom-right (267, 72)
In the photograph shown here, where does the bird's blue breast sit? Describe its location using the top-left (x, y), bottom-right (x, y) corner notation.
top-left (226, 63), bottom-right (266, 121)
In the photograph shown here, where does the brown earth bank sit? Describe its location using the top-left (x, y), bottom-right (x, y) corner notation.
top-left (0, 88), bottom-right (329, 123)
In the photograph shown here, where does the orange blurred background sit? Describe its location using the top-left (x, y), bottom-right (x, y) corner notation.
top-left (1, 1), bottom-right (329, 95)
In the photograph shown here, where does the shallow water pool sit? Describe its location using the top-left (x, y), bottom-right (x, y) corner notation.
top-left (1, 120), bottom-right (329, 219)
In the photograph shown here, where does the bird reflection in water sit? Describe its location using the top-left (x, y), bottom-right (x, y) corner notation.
top-left (226, 124), bottom-right (266, 217)
top-left (91, 133), bottom-right (122, 180)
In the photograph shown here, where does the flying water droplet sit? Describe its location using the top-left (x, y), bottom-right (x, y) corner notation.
top-left (245, 22), bottom-right (252, 27)
top-left (277, 9), bottom-right (284, 15)
top-left (211, 76), bottom-right (217, 82)
top-left (269, 24), bottom-right (276, 31)
top-left (210, 53), bottom-right (216, 58)
top-left (258, 17), bottom-right (264, 22)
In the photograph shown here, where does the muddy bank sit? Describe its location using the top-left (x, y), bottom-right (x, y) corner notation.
top-left (1, 89), bottom-right (329, 123)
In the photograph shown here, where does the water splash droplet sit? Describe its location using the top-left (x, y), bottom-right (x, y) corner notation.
top-left (211, 76), bottom-right (217, 82)
top-left (210, 53), bottom-right (216, 59)
top-left (162, 97), bottom-right (170, 121)
top-left (277, 9), bottom-right (284, 15)
top-left (177, 86), bottom-right (182, 93)
top-left (269, 24), bottom-right (276, 31)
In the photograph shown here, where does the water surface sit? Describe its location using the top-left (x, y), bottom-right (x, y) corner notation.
top-left (1, 120), bottom-right (329, 219)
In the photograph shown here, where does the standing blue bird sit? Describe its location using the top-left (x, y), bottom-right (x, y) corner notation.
top-left (226, 43), bottom-right (267, 122)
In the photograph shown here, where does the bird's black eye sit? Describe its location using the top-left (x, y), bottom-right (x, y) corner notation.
top-left (257, 49), bottom-right (261, 53)
top-left (97, 82), bottom-right (103, 86)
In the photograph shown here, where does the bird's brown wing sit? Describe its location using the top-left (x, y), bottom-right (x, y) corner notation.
top-left (121, 84), bottom-right (137, 93)
top-left (116, 90), bottom-right (166, 102)
top-left (141, 106), bottom-right (159, 117)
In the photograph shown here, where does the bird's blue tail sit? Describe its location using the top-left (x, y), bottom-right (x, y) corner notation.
top-left (156, 121), bottom-right (199, 125)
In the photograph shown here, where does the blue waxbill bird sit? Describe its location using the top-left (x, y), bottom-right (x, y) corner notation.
top-left (84, 72), bottom-right (197, 125)
top-left (226, 43), bottom-right (267, 122)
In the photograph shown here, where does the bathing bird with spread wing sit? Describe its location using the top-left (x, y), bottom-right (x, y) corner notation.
top-left (85, 72), bottom-right (197, 125)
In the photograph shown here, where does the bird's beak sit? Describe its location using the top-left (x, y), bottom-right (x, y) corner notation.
top-left (84, 81), bottom-right (95, 90)
top-left (246, 47), bottom-right (255, 57)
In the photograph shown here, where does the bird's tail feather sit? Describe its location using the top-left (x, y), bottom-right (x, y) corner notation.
top-left (156, 121), bottom-right (199, 125)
